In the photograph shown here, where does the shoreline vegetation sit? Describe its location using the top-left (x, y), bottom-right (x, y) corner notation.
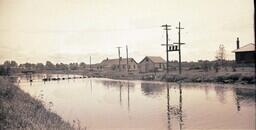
top-left (0, 77), bottom-right (85, 130)
top-left (59, 67), bottom-right (255, 85)
top-left (1, 60), bottom-right (255, 85)
top-left (102, 70), bottom-right (256, 84)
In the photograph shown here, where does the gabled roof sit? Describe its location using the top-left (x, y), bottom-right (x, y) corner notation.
top-left (140, 56), bottom-right (166, 64)
top-left (100, 58), bottom-right (137, 67)
top-left (232, 43), bottom-right (255, 53)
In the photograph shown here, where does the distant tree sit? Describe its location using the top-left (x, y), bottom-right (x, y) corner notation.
top-left (23, 63), bottom-right (36, 70)
top-left (3, 61), bottom-right (11, 67)
top-left (69, 63), bottom-right (79, 70)
top-left (215, 44), bottom-right (226, 66)
top-left (3, 60), bottom-right (18, 75)
top-left (45, 61), bottom-right (55, 70)
top-left (10, 61), bottom-right (18, 68)
top-left (202, 60), bottom-right (210, 72)
top-left (79, 62), bottom-right (86, 69)
top-left (36, 63), bottom-right (45, 70)
top-left (213, 62), bottom-right (219, 73)
top-left (0, 65), bottom-right (8, 75)
top-left (56, 63), bottom-right (68, 70)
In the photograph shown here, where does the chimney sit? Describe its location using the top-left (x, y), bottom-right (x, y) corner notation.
top-left (106, 57), bottom-right (108, 61)
top-left (236, 37), bottom-right (240, 49)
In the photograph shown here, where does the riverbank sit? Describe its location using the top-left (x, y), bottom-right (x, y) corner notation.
top-left (16, 66), bottom-right (255, 85)
top-left (0, 77), bottom-right (81, 130)
top-left (100, 68), bottom-right (255, 84)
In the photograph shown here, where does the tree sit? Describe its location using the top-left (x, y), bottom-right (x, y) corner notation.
top-left (79, 62), bottom-right (86, 69)
top-left (69, 63), bottom-right (79, 70)
top-left (45, 61), bottom-right (55, 70)
top-left (215, 44), bottom-right (226, 66)
top-left (10, 61), bottom-right (18, 68)
top-left (36, 63), bottom-right (45, 70)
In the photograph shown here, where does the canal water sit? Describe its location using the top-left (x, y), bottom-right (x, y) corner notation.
top-left (18, 76), bottom-right (255, 130)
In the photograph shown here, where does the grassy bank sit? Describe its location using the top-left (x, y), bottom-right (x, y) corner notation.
top-left (99, 67), bottom-right (255, 84)
top-left (0, 77), bottom-right (78, 130)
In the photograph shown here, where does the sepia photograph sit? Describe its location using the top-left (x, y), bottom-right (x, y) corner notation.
top-left (0, 0), bottom-right (255, 130)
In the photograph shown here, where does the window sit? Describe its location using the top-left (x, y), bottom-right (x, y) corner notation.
top-left (159, 64), bottom-right (161, 68)
top-left (134, 65), bottom-right (136, 69)
top-left (123, 65), bottom-right (125, 69)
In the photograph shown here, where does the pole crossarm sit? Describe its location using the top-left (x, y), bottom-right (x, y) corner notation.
top-left (173, 42), bottom-right (185, 45)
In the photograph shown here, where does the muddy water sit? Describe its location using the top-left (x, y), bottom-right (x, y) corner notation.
top-left (19, 77), bottom-right (255, 130)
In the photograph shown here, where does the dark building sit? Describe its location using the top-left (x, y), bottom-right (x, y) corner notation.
top-left (232, 38), bottom-right (255, 64)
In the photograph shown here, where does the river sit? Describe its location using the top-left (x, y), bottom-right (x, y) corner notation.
top-left (18, 75), bottom-right (255, 130)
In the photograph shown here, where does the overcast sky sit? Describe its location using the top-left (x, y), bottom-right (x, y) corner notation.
top-left (0, 0), bottom-right (254, 64)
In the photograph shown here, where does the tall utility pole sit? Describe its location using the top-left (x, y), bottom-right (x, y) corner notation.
top-left (126, 45), bottom-right (129, 73)
top-left (174, 22), bottom-right (185, 74)
top-left (161, 24), bottom-right (171, 74)
top-left (117, 46), bottom-right (122, 72)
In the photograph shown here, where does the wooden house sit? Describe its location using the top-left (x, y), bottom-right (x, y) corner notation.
top-left (139, 56), bottom-right (166, 73)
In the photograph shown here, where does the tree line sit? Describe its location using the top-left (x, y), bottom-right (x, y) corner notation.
top-left (0, 61), bottom-right (87, 76)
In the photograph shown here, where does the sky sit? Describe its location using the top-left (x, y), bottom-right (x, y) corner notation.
top-left (0, 0), bottom-right (254, 64)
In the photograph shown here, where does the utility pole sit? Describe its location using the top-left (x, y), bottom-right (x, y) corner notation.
top-left (161, 24), bottom-right (171, 74)
top-left (174, 22), bottom-right (185, 74)
top-left (117, 46), bottom-right (122, 72)
top-left (126, 45), bottom-right (129, 73)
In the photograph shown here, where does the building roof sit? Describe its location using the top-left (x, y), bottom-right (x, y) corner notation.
top-left (232, 43), bottom-right (255, 53)
top-left (100, 58), bottom-right (137, 67)
top-left (140, 56), bottom-right (166, 64)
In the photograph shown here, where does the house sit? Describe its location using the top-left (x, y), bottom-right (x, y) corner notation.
top-left (232, 38), bottom-right (255, 64)
top-left (139, 56), bottom-right (166, 73)
top-left (97, 58), bottom-right (138, 72)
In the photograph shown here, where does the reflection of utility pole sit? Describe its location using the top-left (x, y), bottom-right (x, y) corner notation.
top-left (127, 81), bottom-right (130, 112)
top-left (126, 45), bottom-right (129, 73)
top-left (117, 47), bottom-right (122, 72)
top-left (166, 82), bottom-right (171, 130)
top-left (90, 80), bottom-right (92, 95)
top-left (161, 24), bottom-right (171, 74)
top-left (119, 81), bottom-right (122, 106)
top-left (179, 83), bottom-right (183, 130)
top-left (174, 22), bottom-right (185, 74)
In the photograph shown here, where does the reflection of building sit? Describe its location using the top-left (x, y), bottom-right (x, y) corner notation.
top-left (141, 82), bottom-right (165, 96)
top-left (139, 56), bottom-right (166, 73)
top-left (232, 38), bottom-right (255, 64)
top-left (235, 88), bottom-right (255, 111)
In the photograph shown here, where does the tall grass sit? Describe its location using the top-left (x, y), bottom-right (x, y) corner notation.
top-left (0, 77), bottom-right (85, 130)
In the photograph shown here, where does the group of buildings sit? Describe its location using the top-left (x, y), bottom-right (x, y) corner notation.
top-left (90, 56), bottom-right (167, 73)
top-left (89, 38), bottom-right (255, 73)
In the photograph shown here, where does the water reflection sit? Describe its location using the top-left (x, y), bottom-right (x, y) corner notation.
top-left (166, 83), bottom-right (184, 130)
top-left (166, 83), bottom-right (171, 130)
top-left (235, 88), bottom-right (256, 111)
top-left (19, 78), bottom-right (255, 130)
top-left (127, 80), bottom-right (130, 112)
top-left (141, 82), bottom-right (165, 97)
top-left (214, 85), bottom-right (229, 104)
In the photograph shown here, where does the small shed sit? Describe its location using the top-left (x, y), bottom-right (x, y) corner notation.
top-left (139, 56), bottom-right (166, 73)
top-left (232, 43), bottom-right (255, 64)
